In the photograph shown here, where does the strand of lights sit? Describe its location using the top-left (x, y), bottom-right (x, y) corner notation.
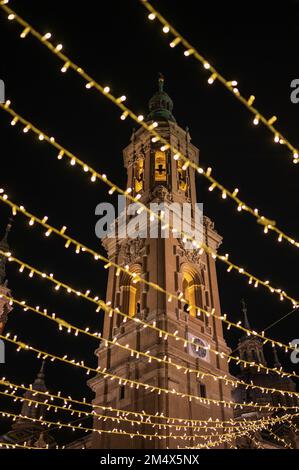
top-left (1, 111), bottom-right (299, 310)
top-left (139, 0), bottom-right (299, 166)
top-left (2, 378), bottom-right (278, 428)
top-left (0, 441), bottom-right (46, 450)
top-left (2, 251), bottom-right (299, 385)
top-left (1, 248), bottom-right (299, 383)
top-left (1, 106), bottom-right (299, 341)
top-left (180, 413), bottom-right (299, 448)
top-left (249, 435), bottom-right (265, 449)
top-left (2, 389), bottom-right (278, 434)
top-left (267, 429), bottom-right (293, 449)
top-left (0, 6), bottom-right (298, 250)
top-left (3, 290), bottom-right (299, 401)
top-left (185, 414), bottom-right (298, 449)
top-left (0, 409), bottom-right (260, 442)
top-left (2, 333), bottom-right (299, 413)
top-left (0, 195), bottom-right (297, 359)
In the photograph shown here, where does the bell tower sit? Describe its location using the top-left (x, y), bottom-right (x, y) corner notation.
top-left (89, 77), bottom-right (233, 449)
top-left (0, 219), bottom-right (13, 335)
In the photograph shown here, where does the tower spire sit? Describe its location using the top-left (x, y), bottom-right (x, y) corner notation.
top-left (0, 218), bottom-right (13, 284)
top-left (241, 299), bottom-right (251, 330)
top-left (158, 72), bottom-right (164, 92)
top-left (19, 361), bottom-right (47, 419)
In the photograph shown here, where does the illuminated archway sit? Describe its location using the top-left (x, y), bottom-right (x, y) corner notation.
top-left (181, 265), bottom-right (203, 317)
top-left (119, 264), bottom-right (142, 318)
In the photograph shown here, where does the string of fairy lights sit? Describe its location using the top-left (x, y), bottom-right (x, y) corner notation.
top-left (2, 288), bottom-right (299, 401)
top-left (3, 388), bottom-right (287, 437)
top-left (0, 379), bottom-right (265, 428)
top-left (0, 410), bottom-right (233, 442)
top-left (0, 441), bottom-right (46, 450)
top-left (1, 103), bottom-right (299, 313)
top-left (0, 2), bottom-right (298, 253)
top-left (0, 193), bottom-right (298, 359)
top-left (2, 378), bottom-right (293, 431)
top-left (138, 0), bottom-right (299, 166)
top-left (2, 330), bottom-right (299, 413)
top-left (0, 0), bottom-right (298, 447)
top-left (180, 413), bottom-right (299, 449)
top-left (1, 245), bottom-right (299, 385)
top-left (1, 408), bottom-right (296, 444)
top-left (267, 429), bottom-right (293, 449)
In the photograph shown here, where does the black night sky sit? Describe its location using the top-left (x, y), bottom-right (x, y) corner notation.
top-left (0, 0), bottom-right (299, 446)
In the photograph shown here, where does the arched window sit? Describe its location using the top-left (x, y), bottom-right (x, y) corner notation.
top-left (182, 266), bottom-right (203, 317)
top-left (128, 279), bottom-right (141, 317)
top-left (251, 349), bottom-right (257, 361)
top-left (119, 265), bottom-right (142, 318)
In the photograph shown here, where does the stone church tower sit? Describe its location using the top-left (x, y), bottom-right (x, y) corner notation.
top-left (89, 77), bottom-right (233, 449)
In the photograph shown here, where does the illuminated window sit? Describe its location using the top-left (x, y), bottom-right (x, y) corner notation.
top-left (182, 269), bottom-right (203, 317)
top-left (120, 266), bottom-right (142, 318)
top-left (177, 159), bottom-right (187, 191)
top-left (154, 150), bottom-right (167, 181)
top-left (128, 280), bottom-right (141, 317)
top-left (135, 158), bottom-right (144, 193)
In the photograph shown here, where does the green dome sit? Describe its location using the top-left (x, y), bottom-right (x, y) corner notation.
top-left (147, 75), bottom-right (176, 122)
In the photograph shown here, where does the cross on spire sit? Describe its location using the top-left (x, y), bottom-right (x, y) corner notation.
top-left (241, 299), bottom-right (251, 330)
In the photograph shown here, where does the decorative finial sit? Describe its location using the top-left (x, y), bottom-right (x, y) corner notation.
top-left (241, 299), bottom-right (251, 330)
top-left (39, 360), bottom-right (45, 376)
top-left (158, 72), bottom-right (164, 92)
top-left (0, 217), bottom-right (13, 247)
top-left (147, 74), bottom-right (176, 122)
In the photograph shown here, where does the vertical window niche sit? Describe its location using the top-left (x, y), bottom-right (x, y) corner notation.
top-left (128, 280), bottom-right (141, 317)
top-left (177, 158), bottom-right (187, 192)
top-left (198, 383), bottom-right (206, 398)
top-left (182, 266), bottom-right (203, 317)
top-left (119, 385), bottom-right (125, 400)
top-left (134, 157), bottom-right (144, 193)
top-left (154, 150), bottom-right (167, 182)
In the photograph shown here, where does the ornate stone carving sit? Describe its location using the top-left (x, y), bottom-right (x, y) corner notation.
top-left (150, 185), bottom-right (173, 203)
top-left (121, 237), bottom-right (145, 265)
top-left (177, 239), bottom-right (203, 266)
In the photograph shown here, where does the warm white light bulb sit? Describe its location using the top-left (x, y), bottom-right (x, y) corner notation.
top-left (43, 32), bottom-right (52, 40)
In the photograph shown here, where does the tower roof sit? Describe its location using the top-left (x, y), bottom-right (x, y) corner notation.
top-left (19, 361), bottom-right (48, 419)
top-left (0, 218), bottom-right (13, 284)
top-left (147, 74), bottom-right (176, 123)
